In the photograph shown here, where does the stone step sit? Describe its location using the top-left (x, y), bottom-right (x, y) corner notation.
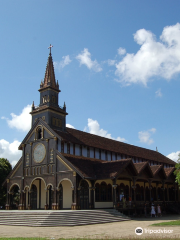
top-left (0, 209), bottom-right (130, 226)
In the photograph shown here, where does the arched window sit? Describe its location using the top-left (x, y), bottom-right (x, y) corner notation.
top-left (107, 184), bottom-right (112, 201)
top-left (95, 182), bottom-right (113, 202)
top-left (37, 128), bottom-right (42, 139)
top-left (136, 184), bottom-right (141, 201)
top-left (95, 183), bottom-right (100, 201)
top-left (101, 182), bottom-right (107, 201)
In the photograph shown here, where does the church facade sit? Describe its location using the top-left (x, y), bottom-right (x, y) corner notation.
top-left (4, 48), bottom-right (179, 211)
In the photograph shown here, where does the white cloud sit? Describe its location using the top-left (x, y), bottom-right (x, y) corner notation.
top-left (155, 89), bottom-right (162, 97)
top-left (167, 151), bottom-right (180, 162)
top-left (66, 123), bottom-right (75, 129)
top-left (118, 47), bottom-right (126, 55)
top-left (54, 55), bottom-right (71, 70)
top-left (0, 139), bottom-right (21, 167)
top-left (2, 105), bottom-right (31, 132)
top-left (76, 48), bottom-right (102, 72)
top-left (107, 59), bottom-right (116, 66)
top-left (84, 118), bottom-right (126, 142)
top-left (138, 128), bottom-right (156, 145)
top-left (115, 23), bottom-right (180, 86)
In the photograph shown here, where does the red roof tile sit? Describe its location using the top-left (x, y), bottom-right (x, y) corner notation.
top-left (61, 153), bottom-right (137, 179)
top-left (54, 127), bottom-right (175, 165)
top-left (164, 167), bottom-right (175, 178)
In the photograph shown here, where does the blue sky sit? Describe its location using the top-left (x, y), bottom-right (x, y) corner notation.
top-left (1, 1), bottom-right (180, 166)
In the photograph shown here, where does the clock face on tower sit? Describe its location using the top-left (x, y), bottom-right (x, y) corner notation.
top-left (33, 143), bottom-right (46, 163)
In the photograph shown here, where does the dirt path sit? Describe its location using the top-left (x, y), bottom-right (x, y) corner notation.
top-left (0, 215), bottom-right (180, 239)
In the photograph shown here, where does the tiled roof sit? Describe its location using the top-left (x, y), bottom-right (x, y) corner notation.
top-left (164, 167), bottom-right (175, 178)
top-left (134, 162), bottom-right (147, 173)
top-left (150, 165), bottom-right (167, 179)
top-left (54, 127), bottom-right (175, 165)
top-left (61, 153), bottom-right (136, 179)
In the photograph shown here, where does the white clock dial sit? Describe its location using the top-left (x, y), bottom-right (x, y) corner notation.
top-left (33, 143), bottom-right (46, 163)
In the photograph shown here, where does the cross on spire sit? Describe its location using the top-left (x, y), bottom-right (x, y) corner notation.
top-left (48, 44), bottom-right (53, 55)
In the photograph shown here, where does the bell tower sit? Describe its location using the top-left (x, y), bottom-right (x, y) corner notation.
top-left (30, 45), bottom-right (68, 131)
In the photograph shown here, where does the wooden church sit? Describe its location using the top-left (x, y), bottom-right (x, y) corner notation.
top-left (4, 46), bottom-right (179, 211)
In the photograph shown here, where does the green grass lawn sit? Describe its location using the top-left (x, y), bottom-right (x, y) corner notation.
top-left (151, 220), bottom-right (180, 226)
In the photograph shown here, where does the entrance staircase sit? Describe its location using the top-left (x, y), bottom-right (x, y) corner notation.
top-left (0, 209), bottom-right (130, 226)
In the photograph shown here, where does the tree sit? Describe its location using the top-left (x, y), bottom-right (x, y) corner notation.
top-left (174, 154), bottom-right (180, 187)
top-left (0, 158), bottom-right (12, 207)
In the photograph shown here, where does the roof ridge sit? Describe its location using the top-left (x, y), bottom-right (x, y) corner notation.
top-left (66, 127), bottom-right (175, 165)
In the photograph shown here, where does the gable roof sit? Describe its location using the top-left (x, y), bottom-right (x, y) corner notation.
top-left (19, 118), bottom-right (58, 150)
top-left (54, 127), bottom-right (175, 165)
top-left (150, 165), bottom-right (166, 179)
top-left (164, 167), bottom-right (175, 178)
top-left (61, 153), bottom-right (138, 179)
top-left (134, 162), bottom-right (154, 178)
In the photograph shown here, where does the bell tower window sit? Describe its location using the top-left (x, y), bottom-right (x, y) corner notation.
top-left (43, 96), bottom-right (47, 103)
top-left (37, 128), bottom-right (42, 139)
top-left (52, 96), bottom-right (56, 103)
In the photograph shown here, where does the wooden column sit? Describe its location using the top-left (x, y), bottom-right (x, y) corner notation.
top-left (162, 181), bottom-right (165, 202)
top-left (177, 184), bottom-right (180, 201)
top-left (112, 179), bottom-right (117, 208)
top-left (89, 180), bottom-right (95, 209)
top-left (156, 183), bottom-right (158, 202)
top-left (129, 180), bottom-right (131, 198)
top-left (144, 182), bottom-right (146, 201)
top-left (174, 183), bottom-right (177, 201)
top-left (149, 180), bottom-right (152, 202)
top-left (167, 184), bottom-right (169, 201)
top-left (132, 178), bottom-right (136, 202)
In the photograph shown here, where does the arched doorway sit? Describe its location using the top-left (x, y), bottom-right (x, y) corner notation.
top-left (10, 185), bottom-right (20, 209)
top-left (59, 179), bottom-right (72, 209)
top-left (30, 178), bottom-right (46, 209)
top-left (79, 180), bottom-right (89, 209)
top-left (31, 184), bottom-right (37, 210)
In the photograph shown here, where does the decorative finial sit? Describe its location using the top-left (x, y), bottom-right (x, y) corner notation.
top-left (32, 101), bottom-right (34, 107)
top-left (64, 101), bottom-right (66, 108)
top-left (48, 44), bottom-right (53, 55)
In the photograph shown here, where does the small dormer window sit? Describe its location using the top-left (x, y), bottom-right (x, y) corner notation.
top-left (87, 147), bottom-right (90, 158)
top-left (99, 149), bottom-right (101, 160)
top-left (79, 145), bottom-right (82, 156)
top-left (105, 151), bottom-right (108, 161)
top-left (61, 142), bottom-right (64, 153)
top-left (67, 143), bottom-right (70, 154)
top-left (43, 95), bottom-right (47, 103)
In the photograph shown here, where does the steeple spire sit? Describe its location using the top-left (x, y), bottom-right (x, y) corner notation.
top-left (31, 45), bottom-right (68, 131)
top-left (39, 44), bottom-right (59, 91)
